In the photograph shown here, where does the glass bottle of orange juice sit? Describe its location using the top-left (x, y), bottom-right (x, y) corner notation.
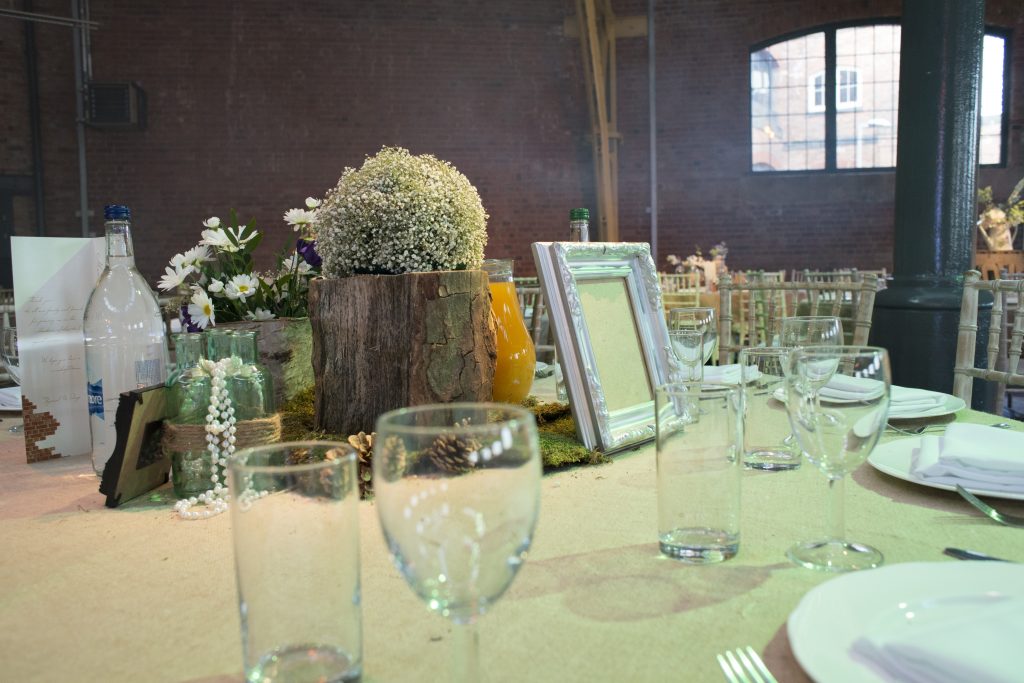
top-left (482, 259), bottom-right (535, 403)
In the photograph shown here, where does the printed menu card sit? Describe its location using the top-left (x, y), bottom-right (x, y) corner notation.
top-left (12, 236), bottom-right (105, 462)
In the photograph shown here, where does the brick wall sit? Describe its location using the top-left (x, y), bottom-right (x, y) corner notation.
top-left (1, 0), bottom-right (1021, 282)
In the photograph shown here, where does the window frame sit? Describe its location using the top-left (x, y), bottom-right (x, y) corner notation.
top-left (749, 18), bottom-right (1011, 174)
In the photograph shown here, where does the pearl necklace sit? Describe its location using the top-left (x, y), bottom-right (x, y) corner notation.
top-left (173, 358), bottom-right (237, 520)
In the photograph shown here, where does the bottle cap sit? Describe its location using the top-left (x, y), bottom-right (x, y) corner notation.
top-left (569, 208), bottom-right (589, 221)
top-left (104, 204), bottom-right (131, 220)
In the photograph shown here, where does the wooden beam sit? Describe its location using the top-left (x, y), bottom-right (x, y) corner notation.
top-left (563, 14), bottom-right (647, 39)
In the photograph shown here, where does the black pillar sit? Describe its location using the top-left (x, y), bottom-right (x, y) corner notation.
top-left (871, 0), bottom-right (985, 398)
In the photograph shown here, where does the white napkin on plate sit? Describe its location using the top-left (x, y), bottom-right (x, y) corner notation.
top-left (911, 423), bottom-right (1024, 492)
top-left (0, 386), bottom-right (21, 410)
top-left (888, 386), bottom-right (947, 417)
top-left (851, 596), bottom-right (1024, 683)
top-left (702, 364), bottom-right (760, 385)
top-left (818, 374), bottom-right (886, 402)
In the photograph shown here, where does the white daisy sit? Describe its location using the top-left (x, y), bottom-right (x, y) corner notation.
top-left (199, 228), bottom-right (234, 251)
top-left (180, 245), bottom-right (212, 269)
top-left (283, 208), bottom-right (317, 231)
top-left (157, 263), bottom-right (194, 291)
top-left (305, 197), bottom-right (322, 209)
top-left (202, 216), bottom-right (221, 228)
top-left (188, 288), bottom-right (216, 329)
top-left (244, 307), bottom-right (276, 322)
top-left (225, 274), bottom-right (258, 300)
top-left (207, 279), bottom-right (225, 294)
top-left (279, 253), bottom-right (313, 276)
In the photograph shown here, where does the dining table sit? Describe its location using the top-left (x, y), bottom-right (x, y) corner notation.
top-left (2, 378), bottom-right (1023, 682)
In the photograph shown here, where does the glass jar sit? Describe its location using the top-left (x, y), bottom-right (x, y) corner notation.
top-left (229, 330), bottom-right (275, 419)
top-left (167, 333), bottom-right (214, 498)
top-left (482, 259), bottom-right (535, 403)
top-left (205, 328), bottom-right (233, 362)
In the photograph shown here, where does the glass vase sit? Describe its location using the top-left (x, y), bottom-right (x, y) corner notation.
top-left (167, 333), bottom-right (214, 499)
top-left (229, 330), bottom-right (275, 419)
top-left (482, 259), bottom-right (535, 404)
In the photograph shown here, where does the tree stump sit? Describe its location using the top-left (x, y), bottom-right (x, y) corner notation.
top-left (309, 270), bottom-right (497, 435)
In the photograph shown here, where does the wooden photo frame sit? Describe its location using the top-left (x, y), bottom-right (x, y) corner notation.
top-left (99, 384), bottom-right (173, 508)
top-left (532, 242), bottom-right (671, 453)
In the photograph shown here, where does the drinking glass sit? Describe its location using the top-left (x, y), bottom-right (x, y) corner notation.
top-left (780, 316), bottom-right (844, 348)
top-left (668, 307), bottom-right (717, 364)
top-left (228, 442), bottom-right (362, 682)
top-left (739, 347), bottom-right (799, 470)
top-left (656, 382), bottom-right (742, 563)
top-left (374, 403), bottom-right (542, 682)
top-left (783, 346), bottom-right (890, 572)
top-left (1, 327), bottom-right (22, 434)
top-left (667, 329), bottom-right (704, 382)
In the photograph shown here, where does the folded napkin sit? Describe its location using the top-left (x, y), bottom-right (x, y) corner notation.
top-left (0, 386), bottom-right (21, 410)
top-left (818, 374), bottom-right (886, 402)
top-left (851, 596), bottom-right (1024, 683)
top-left (911, 423), bottom-right (1024, 492)
top-left (702, 364), bottom-right (760, 385)
top-left (888, 386), bottom-right (946, 417)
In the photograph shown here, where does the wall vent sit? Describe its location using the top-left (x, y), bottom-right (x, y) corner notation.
top-left (85, 82), bottom-right (147, 129)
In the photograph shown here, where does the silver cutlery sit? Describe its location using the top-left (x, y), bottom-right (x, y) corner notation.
top-left (717, 646), bottom-right (778, 683)
top-left (886, 423), bottom-right (946, 436)
top-left (943, 547), bottom-right (1011, 562)
top-left (956, 485), bottom-right (1024, 529)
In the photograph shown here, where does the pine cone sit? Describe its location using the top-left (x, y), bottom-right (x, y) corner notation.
top-left (424, 419), bottom-right (481, 474)
top-left (346, 431), bottom-right (375, 497)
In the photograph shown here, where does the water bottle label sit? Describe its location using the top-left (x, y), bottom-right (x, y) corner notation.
top-left (87, 379), bottom-right (104, 419)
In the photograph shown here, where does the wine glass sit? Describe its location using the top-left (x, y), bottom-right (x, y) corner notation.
top-left (668, 307), bottom-right (717, 364)
top-left (667, 328), bottom-right (704, 382)
top-left (780, 316), bottom-right (844, 348)
top-left (374, 403), bottom-right (542, 682)
top-left (783, 345), bottom-right (890, 572)
top-left (1, 327), bottom-right (22, 434)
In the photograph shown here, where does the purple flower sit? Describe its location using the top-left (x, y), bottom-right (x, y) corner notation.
top-left (180, 304), bottom-right (202, 333)
top-left (296, 239), bottom-right (322, 269)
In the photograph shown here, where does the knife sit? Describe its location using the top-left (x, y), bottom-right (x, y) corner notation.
top-left (943, 547), bottom-right (1010, 562)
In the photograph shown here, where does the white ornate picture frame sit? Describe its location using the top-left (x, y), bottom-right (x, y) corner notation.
top-left (531, 241), bottom-right (672, 453)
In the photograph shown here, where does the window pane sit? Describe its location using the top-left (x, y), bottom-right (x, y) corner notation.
top-left (979, 34), bottom-right (1005, 165)
top-left (750, 32), bottom-right (826, 171)
top-left (835, 25), bottom-right (899, 169)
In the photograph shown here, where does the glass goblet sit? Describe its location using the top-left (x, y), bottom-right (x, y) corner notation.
top-left (667, 328), bottom-right (705, 383)
top-left (374, 403), bottom-right (542, 682)
top-left (784, 345), bottom-right (890, 572)
top-left (780, 316), bottom-right (844, 348)
top-left (668, 307), bottom-right (717, 364)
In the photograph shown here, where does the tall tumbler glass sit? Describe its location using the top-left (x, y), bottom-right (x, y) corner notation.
top-left (739, 347), bottom-right (800, 471)
top-left (656, 382), bottom-right (742, 563)
top-left (228, 442), bottom-right (362, 683)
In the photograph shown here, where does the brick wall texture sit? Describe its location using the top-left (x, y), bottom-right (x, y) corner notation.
top-left (1, 0), bottom-right (1022, 281)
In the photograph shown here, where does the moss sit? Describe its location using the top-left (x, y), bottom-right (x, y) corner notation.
top-left (278, 389), bottom-right (608, 480)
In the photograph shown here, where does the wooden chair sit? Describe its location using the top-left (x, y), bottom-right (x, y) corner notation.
top-left (953, 270), bottom-right (1024, 412)
top-left (659, 271), bottom-right (702, 313)
top-left (716, 273), bottom-right (879, 364)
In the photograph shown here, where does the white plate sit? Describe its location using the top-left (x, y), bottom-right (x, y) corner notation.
top-left (867, 437), bottom-right (1024, 501)
top-left (788, 561), bottom-right (1024, 683)
top-left (887, 392), bottom-right (966, 420)
top-left (771, 386), bottom-right (862, 404)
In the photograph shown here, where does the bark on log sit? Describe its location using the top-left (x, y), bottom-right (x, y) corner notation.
top-left (309, 270), bottom-right (497, 435)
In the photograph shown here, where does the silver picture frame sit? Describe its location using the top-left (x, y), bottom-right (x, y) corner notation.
top-left (531, 241), bottom-right (672, 453)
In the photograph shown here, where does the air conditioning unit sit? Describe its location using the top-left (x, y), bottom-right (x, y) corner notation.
top-left (85, 82), bottom-right (147, 130)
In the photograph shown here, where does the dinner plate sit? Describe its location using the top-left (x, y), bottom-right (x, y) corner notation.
top-left (867, 437), bottom-right (1024, 501)
top-left (787, 561), bottom-right (1024, 683)
top-left (770, 386), bottom-right (862, 404)
top-left (887, 392), bottom-right (966, 420)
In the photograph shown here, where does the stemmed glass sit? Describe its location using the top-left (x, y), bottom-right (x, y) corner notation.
top-left (780, 316), bottom-right (844, 348)
top-left (783, 345), bottom-right (890, 572)
top-left (668, 307), bottom-right (717, 364)
top-left (374, 403), bottom-right (542, 682)
top-left (1, 327), bottom-right (22, 433)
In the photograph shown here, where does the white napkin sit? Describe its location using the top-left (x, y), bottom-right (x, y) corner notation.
top-left (0, 386), bottom-right (21, 410)
top-left (889, 386), bottom-right (946, 417)
top-left (818, 374), bottom-right (886, 402)
top-left (851, 596), bottom-right (1024, 683)
top-left (911, 423), bottom-right (1024, 492)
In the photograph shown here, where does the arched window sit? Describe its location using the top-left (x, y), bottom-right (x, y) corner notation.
top-left (750, 21), bottom-right (1008, 172)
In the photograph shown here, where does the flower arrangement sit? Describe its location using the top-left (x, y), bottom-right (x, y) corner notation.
top-left (159, 199), bottom-right (323, 330)
top-left (313, 146), bottom-right (488, 277)
top-left (977, 178), bottom-right (1024, 252)
top-left (666, 242), bottom-right (728, 274)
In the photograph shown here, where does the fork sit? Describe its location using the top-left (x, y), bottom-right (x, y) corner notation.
top-left (956, 485), bottom-right (1024, 528)
top-left (717, 646), bottom-right (779, 683)
top-left (885, 423), bottom-right (945, 436)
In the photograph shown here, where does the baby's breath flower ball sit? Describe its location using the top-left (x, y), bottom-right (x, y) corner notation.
top-left (315, 146), bottom-right (489, 277)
